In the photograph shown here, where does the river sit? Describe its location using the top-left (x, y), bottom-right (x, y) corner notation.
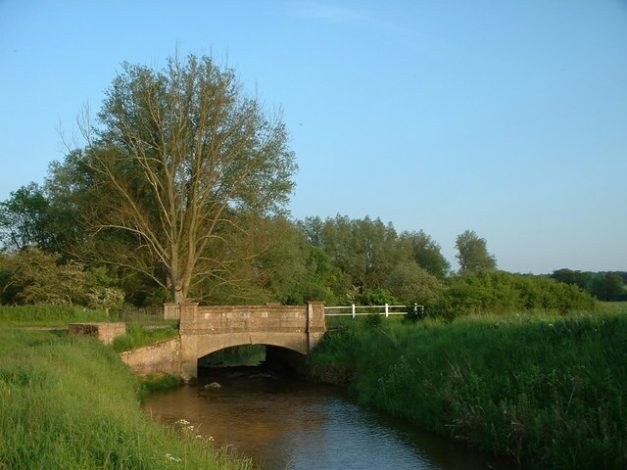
top-left (144, 365), bottom-right (512, 470)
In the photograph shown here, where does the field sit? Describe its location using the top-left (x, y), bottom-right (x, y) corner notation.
top-left (311, 306), bottom-right (627, 469)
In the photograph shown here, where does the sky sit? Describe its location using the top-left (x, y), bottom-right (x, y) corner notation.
top-left (1, 0), bottom-right (626, 274)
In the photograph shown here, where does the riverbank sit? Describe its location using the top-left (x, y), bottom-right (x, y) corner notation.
top-left (309, 310), bottom-right (627, 469)
top-left (0, 327), bottom-right (251, 469)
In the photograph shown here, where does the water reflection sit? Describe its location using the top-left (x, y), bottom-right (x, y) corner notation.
top-left (144, 369), bottom-right (512, 470)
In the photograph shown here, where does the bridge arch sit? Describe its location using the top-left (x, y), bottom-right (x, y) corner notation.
top-left (192, 334), bottom-right (308, 360)
top-left (177, 302), bottom-right (326, 379)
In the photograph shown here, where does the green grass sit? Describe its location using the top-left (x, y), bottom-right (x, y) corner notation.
top-left (0, 304), bottom-right (181, 328)
top-left (112, 324), bottom-right (180, 353)
top-left (0, 304), bottom-right (110, 326)
top-left (597, 300), bottom-right (627, 314)
top-left (0, 327), bottom-right (251, 469)
top-left (139, 373), bottom-right (182, 395)
top-left (311, 311), bottom-right (627, 469)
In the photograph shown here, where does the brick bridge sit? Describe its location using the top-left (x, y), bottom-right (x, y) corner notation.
top-left (121, 302), bottom-right (326, 380)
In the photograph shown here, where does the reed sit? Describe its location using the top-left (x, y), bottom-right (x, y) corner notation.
top-left (311, 310), bottom-right (627, 469)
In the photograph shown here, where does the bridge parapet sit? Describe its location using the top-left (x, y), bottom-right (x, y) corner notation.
top-left (179, 302), bottom-right (325, 334)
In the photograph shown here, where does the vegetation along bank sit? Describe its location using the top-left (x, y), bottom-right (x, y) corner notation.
top-left (310, 308), bottom-right (627, 469)
top-left (0, 327), bottom-right (250, 469)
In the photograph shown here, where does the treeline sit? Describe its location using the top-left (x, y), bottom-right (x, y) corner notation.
top-left (0, 54), bottom-right (615, 317)
top-left (551, 269), bottom-right (627, 301)
top-left (0, 186), bottom-right (598, 317)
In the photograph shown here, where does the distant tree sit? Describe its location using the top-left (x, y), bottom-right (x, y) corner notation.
top-left (399, 230), bottom-right (450, 278)
top-left (550, 269), bottom-right (592, 290)
top-left (53, 54), bottom-right (296, 303)
top-left (551, 269), bottom-right (626, 301)
top-left (455, 230), bottom-right (496, 275)
top-left (300, 215), bottom-right (401, 292)
top-left (384, 260), bottom-right (442, 304)
top-left (590, 273), bottom-right (624, 301)
top-left (0, 183), bottom-right (53, 251)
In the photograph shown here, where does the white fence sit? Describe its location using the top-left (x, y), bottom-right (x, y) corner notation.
top-left (324, 304), bottom-right (424, 319)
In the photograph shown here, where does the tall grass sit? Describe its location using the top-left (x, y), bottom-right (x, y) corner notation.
top-left (0, 328), bottom-right (251, 469)
top-left (0, 304), bottom-right (110, 326)
top-left (311, 312), bottom-right (627, 469)
top-left (112, 324), bottom-right (180, 353)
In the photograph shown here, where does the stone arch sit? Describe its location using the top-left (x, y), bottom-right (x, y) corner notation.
top-left (179, 331), bottom-right (312, 379)
top-left (193, 335), bottom-right (308, 360)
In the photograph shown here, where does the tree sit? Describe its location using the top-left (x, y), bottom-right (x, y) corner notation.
top-left (300, 215), bottom-right (401, 293)
top-left (590, 273), bottom-right (624, 301)
top-left (551, 268), bottom-right (592, 290)
top-left (62, 54), bottom-right (296, 303)
top-left (398, 230), bottom-right (450, 278)
top-left (455, 230), bottom-right (496, 275)
top-left (384, 260), bottom-right (442, 304)
top-left (0, 183), bottom-right (53, 251)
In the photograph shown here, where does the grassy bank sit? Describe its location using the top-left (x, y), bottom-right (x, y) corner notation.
top-left (0, 304), bottom-right (110, 326)
top-left (0, 327), bottom-right (250, 469)
top-left (311, 310), bottom-right (627, 469)
top-left (112, 324), bottom-right (180, 353)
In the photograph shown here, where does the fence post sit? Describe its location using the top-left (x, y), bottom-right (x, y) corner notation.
top-left (352, 304), bottom-right (356, 319)
top-left (385, 303), bottom-right (389, 318)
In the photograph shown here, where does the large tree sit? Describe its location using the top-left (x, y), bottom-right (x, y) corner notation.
top-left (64, 54), bottom-right (296, 303)
top-left (455, 230), bottom-right (497, 275)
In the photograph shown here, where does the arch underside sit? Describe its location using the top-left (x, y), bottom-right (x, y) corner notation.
top-left (188, 332), bottom-right (309, 360)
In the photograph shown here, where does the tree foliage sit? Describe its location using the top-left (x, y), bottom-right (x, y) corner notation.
top-left (0, 183), bottom-right (53, 252)
top-left (398, 230), bottom-right (450, 278)
top-left (455, 230), bottom-right (497, 275)
top-left (56, 54), bottom-right (296, 303)
top-left (0, 248), bottom-right (124, 310)
top-left (551, 269), bottom-right (627, 301)
top-left (429, 271), bottom-right (596, 320)
top-left (298, 215), bottom-right (446, 304)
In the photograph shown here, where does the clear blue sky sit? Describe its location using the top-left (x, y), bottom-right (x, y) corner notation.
top-left (1, 1), bottom-right (626, 273)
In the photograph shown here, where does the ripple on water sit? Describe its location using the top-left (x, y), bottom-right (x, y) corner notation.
top-left (143, 374), bottom-right (513, 470)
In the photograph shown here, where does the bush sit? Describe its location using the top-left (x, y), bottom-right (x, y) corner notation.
top-left (365, 313), bottom-right (383, 327)
top-left (428, 271), bottom-right (595, 319)
top-left (358, 287), bottom-right (395, 305)
top-left (0, 248), bottom-right (125, 311)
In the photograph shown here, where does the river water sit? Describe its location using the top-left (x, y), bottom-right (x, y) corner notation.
top-left (144, 367), bottom-right (511, 470)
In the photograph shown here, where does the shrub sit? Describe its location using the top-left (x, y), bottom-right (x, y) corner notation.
top-left (429, 271), bottom-right (595, 319)
top-left (0, 248), bottom-right (125, 310)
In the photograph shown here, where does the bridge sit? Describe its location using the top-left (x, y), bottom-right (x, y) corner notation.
top-left (120, 302), bottom-right (326, 380)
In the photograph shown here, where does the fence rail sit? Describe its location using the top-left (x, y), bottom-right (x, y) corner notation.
top-left (324, 303), bottom-right (424, 319)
